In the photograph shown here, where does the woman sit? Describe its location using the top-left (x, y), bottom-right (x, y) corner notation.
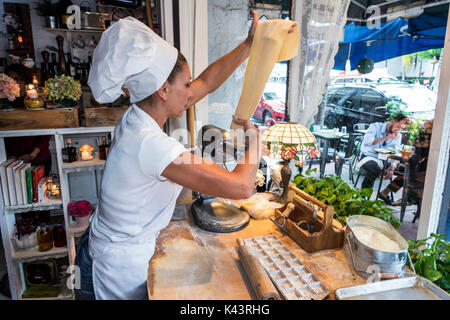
top-left (74, 13), bottom-right (297, 299)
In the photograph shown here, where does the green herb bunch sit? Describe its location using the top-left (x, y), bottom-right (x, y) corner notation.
top-left (294, 169), bottom-right (401, 228)
top-left (408, 233), bottom-right (450, 293)
top-left (44, 74), bottom-right (81, 103)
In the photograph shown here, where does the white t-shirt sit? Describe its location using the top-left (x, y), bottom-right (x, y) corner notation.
top-left (90, 104), bottom-right (186, 243)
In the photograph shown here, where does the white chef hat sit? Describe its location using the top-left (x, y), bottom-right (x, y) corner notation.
top-left (88, 16), bottom-right (178, 103)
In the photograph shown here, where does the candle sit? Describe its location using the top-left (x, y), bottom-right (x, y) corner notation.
top-left (81, 150), bottom-right (91, 160)
top-left (26, 84), bottom-right (38, 98)
top-left (51, 184), bottom-right (60, 196)
top-left (79, 144), bottom-right (94, 161)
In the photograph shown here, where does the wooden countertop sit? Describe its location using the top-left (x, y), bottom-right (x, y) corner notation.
top-left (147, 213), bottom-right (366, 300)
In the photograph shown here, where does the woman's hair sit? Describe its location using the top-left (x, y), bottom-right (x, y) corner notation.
top-left (167, 51), bottom-right (187, 84)
top-left (393, 113), bottom-right (410, 124)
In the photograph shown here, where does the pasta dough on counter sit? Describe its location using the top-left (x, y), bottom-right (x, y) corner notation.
top-left (352, 226), bottom-right (402, 252)
top-left (231, 20), bottom-right (299, 131)
top-left (233, 193), bottom-right (284, 220)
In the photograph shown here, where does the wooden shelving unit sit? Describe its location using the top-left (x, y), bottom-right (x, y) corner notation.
top-left (0, 127), bottom-right (115, 299)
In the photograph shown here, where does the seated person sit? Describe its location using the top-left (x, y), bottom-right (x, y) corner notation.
top-left (357, 113), bottom-right (410, 191)
top-left (379, 154), bottom-right (426, 205)
top-left (379, 120), bottom-right (432, 205)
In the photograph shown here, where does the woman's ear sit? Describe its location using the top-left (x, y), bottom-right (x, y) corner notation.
top-left (156, 81), bottom-right (169, 101)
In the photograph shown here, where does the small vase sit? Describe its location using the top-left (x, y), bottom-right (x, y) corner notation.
top-left (24, 96), bottom-right (44, 109)
top-left (74, 214), bottom-right (91, 227)
top-left (13, 232), bottom-right (38, 250)
top-left (45, 16), bottom-right (58, 29)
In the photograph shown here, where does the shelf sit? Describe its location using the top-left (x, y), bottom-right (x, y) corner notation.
top-left (12, 246), bottom-right (68, 262)
top-left (62, 157), bottom-right (106, 173)
top-left (46, 28), bottom-right (103, 33)
top-left (21, 292), bottom-right (74, 300)
top-left (4, 199), bottom-right (63, 213)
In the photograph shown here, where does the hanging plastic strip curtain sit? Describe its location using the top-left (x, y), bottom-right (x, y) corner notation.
top-left (288, 0), bottom-right (351, 127)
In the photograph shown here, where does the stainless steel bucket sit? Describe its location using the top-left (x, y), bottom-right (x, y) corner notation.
top-left (343, 215), bottom-right (415, 279)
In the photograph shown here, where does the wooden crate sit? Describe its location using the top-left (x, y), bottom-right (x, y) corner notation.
top-left (0, 107), bottom-right (79, 130)
top-left (276, 183), bottom-right (345, 253)
top-left (84, 106), bottom-right (128, 127)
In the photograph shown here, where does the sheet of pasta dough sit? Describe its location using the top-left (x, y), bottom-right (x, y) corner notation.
top-left (231, 20), bottom-right (299, 131)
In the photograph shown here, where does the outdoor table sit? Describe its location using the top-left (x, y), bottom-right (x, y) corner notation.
top-left (355, 129), bottom-right (368, 135)
top-left (375, 149), bottom-right (411, 222)
top-left (313, 130), bottom-right (349, 178)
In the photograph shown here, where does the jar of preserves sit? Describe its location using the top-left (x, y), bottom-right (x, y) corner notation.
top-left (36, 224), bottom-right (53, 252)
top-left (52, 222), bottom-right (67, 247)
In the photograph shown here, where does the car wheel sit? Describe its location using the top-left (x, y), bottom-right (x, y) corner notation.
top-left (263, 111), bottom-right (272, 124)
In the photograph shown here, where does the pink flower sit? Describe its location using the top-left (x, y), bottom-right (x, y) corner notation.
top-left (68, 200), bottom-right (93, 217)
top-left (0, 73), bottom-right (20, 101)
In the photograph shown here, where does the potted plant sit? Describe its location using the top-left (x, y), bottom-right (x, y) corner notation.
top-left (13, 217), bottom-right (38, 250)
top-left (294, 169), bottom-right (401, 229)
top-left (33, 0), bottom-right (60, 28)
top-left (408, 233), bottom-right (450, 293)
top-left (44, 74), bottom-right (82, 108)
top-left (0, 73), bottom-right (20, 109)
top-left (68, 200), bottom-right (93, 227)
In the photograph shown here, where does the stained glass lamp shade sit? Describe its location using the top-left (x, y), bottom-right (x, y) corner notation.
top-left (261, 122), bottom-right (320, 203)
top-left (262, 122), bottom-right (320, 163)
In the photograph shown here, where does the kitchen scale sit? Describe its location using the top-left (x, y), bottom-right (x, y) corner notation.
top-left (191, 125), bottom-right (250, 233)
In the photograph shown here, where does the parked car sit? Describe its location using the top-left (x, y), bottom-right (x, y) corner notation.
top-left (252, 92), bottom-right (286, 124)
top-left (321, 83), bottom-right (436, 132)
top-left (331, 75), bottom-right (399, 85)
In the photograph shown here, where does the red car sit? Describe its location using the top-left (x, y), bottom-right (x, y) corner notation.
top-left (253, 92), bottom-right (286, 125)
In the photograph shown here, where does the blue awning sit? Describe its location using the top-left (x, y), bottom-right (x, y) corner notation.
top-left (333, 13), bottom-right (448, 71)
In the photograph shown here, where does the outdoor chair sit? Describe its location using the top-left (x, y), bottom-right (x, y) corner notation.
top-left (353, 123), bottom-right (370, 132)
top-left (334, 133), bottom-right (360, 184)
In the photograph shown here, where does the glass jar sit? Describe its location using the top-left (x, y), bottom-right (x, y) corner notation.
top-left (79, 144), bottom-right (94, 161)
top-left (24, 95), bottom-right (44, 109)
top-left (52, 222), bottom-right (67, 247)
top-left (24, 84), bottom-right (44, 109)
top-left (36, 224), bottom-right (53, 252)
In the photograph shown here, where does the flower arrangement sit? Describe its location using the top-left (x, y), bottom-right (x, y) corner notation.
top-left (44, 74), bottom-right (82, 107)
top-left (15, 217), bottom-right (38, 239)
top-left (68, 200), bottom-right (93, 217)
top-left (0, 73), bottom-right (20, 101)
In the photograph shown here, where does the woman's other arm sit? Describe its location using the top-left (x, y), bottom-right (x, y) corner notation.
top-left (161, 118), bottom-right (260, 200)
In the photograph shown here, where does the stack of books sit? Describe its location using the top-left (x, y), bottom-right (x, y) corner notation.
top-left (0, 160), bottom-right (46, 207)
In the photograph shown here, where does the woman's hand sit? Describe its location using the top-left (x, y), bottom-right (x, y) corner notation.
top-left (232, 116), bottom-right (258, 138)
top-left (245, 10), bottom-right (259, 46)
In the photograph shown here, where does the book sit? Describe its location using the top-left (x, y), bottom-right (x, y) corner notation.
top-left (20, 163), bottom-right (31, 205)
top-left (0, 159), bottom-right (14, 207)
top-left (6, 160), bottom-right (23, 206)
top-left (37, 177), bottom-right (46, 202)
top-left (32, 165), bottom-right (45, 203)
top-left (14, 162), bottom-right (25, 205)
top-left (25, 166), bottom-right (34, 204)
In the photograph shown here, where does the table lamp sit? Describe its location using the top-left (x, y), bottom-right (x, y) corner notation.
top-left (262, 122), bottom-right (320, 203)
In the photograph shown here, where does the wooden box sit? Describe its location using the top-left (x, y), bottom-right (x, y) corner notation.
top-left (274, 183), bottom-right (345, 253)
top-left (84, 106), bottom-right (128, 127)
top-left (0, 108), bottom-right (79, 130)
